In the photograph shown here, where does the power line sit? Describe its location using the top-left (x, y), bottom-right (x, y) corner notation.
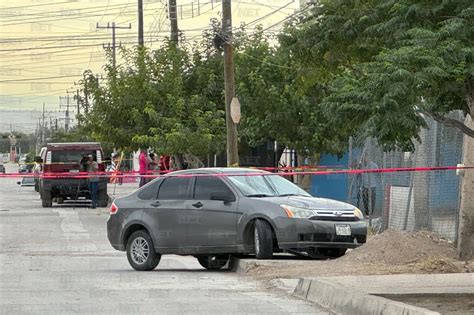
top-left (0, 2), bottom-right (136, 20)
top-left (0, 10), bottom-right (138, 27)
top-left (0, 2), bottom-right (163, 26)
top-left (0, 75), bottom-right (82, 83)
top-left (0, 1), bottom-right (73, 10)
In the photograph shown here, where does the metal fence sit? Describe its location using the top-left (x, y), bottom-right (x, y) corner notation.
top-left (348, 112), bottom-right (463, 241)
top-left (309, 111), bottom-right (466, 242)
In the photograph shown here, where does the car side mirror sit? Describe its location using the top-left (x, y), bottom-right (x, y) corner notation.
top-left (210, 192), bottom-right (235, 203)
top-left (17, 181), bottom-right (21, 185)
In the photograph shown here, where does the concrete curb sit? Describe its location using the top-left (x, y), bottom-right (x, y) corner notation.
top-left (294, 278), bottom-right (440, 315)
top-left (230, 258), bottom-right (442, 314)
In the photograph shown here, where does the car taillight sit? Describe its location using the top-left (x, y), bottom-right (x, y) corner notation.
top-left (110, 202), bottom-right (118, 215)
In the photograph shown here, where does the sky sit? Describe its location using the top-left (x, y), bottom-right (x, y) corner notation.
top-left (0, 0), bottom-right (302, 133)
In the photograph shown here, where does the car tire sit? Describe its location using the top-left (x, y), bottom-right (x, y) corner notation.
top-left (126, 230), bottom-right (161, 271)
top-left (97, 189), bottom-right (108, 207)
top-left (41, 190), bottom-right (52, 208)
top-left (254, 219), bottom-right (273, 259)
top-left (318, 248), bottom-right (347, 258)
top-left (197, 255), bottom-right (230, 270)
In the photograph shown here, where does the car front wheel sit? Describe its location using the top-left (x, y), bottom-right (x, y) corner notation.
top-left (126, 231), bottom-right (161, 271)
top-left (254, 219), bottom-right (273, 259)
top-left (197, 255), bottom-right (230, 270)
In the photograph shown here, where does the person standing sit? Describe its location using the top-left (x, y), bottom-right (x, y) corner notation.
top-left (139, 149), bottom-right (149, 187)
top-left (86, 154), bottom-right (99, 209)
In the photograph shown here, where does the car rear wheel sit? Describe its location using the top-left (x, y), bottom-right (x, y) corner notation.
top-left (254, 219), bottom-right (273, 259)
top-left (41, 190), bottom-right (52, 208)
top-left (126, 230), bottom-right (161, 271)
top-left (197, 255), bottom-right (230, 270)
top-left (318, 248), bottom-right (347, 258)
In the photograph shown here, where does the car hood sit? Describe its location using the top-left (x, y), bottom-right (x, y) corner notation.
top-left (259, 195), bottom-right (355, 210)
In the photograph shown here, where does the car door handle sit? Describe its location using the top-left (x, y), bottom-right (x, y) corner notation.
top-left (150, 201), bottom-right (161, 207)
top-left (192, 202), bottom-right (203, 208)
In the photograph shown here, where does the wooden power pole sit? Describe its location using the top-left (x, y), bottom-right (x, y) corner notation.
top-left (222, 0), bottom-right (239, 166)
top-left (169, 0), bottom-right (179, 43)
top-left (138, 0), bottom-right (144, 46)
top-left (97, 22), bottom-right (132, 69)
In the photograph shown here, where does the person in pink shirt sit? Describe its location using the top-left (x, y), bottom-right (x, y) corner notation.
top-left (138, 149), bottom-right (149, 187)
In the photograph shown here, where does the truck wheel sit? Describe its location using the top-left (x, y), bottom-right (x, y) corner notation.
top-left (254, 219), bottom-right (273, 259)
top-left (197, 255), bottom-right (229, 270)
top-left (126, 230), bottom-right (161, 271)
top-left (41, 190), bottom-right (52, 208)
top-left (97, 189), bottom-right (108, 207)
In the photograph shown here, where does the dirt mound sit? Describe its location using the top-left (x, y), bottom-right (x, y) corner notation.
top-left (249, 229), bottom-right (472, 281)
top-left (341, 229), bottom-right (458, 266)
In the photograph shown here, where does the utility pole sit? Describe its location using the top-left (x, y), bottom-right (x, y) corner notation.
top-left (222, 0), bottom-right (239, 166)
top-left (169, 0), bottom-right (179, 43)
top-left (68, 88), bottom-right (81, 127)
top-left (59, 96), bottom-right (72, 133)
top-left (41, 102), bottom-right (46, 144)
top-left (97, 22), bottom-right (132, 69)
top-left (75, 89), bottom-right (80, 126)
top-left (65, 97), bottom-right (70, 132)
top-left (138, 0), bottom-right (144, 46)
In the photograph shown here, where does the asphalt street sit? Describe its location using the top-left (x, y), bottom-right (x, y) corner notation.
top-left (0, 164), bottom-right (329, 314)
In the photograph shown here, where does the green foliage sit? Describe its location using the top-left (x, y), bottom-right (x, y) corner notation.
top-left (280, 0), bottom-right (474, 150)
top-left (81, 39), bottom-right (226, 158)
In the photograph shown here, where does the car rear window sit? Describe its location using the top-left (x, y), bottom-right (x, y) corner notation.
top-left (157, 177), bottom-right (191, 200)
top-left (51, 150), bottom-right (96, 163)
top-left (138, 179), bottom-right (161, 200)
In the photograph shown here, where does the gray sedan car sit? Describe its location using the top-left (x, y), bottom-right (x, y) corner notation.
top-left (107, 168), bottom-right (367, 271)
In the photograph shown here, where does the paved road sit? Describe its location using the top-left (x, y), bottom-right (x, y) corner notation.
top-left (0, 164), bottom-right (329, 314)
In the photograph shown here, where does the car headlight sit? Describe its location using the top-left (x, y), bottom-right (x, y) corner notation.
top-left (280, 204), bottom-right (316, 218)
top-left (354, 207), bottom-right (364, 220)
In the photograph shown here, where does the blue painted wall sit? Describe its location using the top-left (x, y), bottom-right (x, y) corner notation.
top-left (310, 154), bottom-right (348, 201)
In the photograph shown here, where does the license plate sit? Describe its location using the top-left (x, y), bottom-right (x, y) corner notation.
top-left (335, 224), bottom-right (351, 236)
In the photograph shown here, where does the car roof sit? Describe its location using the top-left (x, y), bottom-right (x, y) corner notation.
top-left (169, 167), bottom-right (269, 176)
top-left (47, 142), bottom-right (101, 147)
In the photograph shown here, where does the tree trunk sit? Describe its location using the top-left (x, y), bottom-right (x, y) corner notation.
top-left (457, 104), bottom-right (474, 259)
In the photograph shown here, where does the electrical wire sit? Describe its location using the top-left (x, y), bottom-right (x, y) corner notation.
top-left (0, 1), bottom-right (73, 11)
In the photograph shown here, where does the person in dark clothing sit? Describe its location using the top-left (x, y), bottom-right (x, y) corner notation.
top-left (86, 154), bottom-right (99, 208)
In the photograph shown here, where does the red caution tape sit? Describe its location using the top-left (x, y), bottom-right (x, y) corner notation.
top-left (0, 165), bottom-right (473, 179)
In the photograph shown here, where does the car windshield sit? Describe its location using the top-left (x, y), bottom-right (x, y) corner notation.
top-left (227, 174), bottom-right (311, 197)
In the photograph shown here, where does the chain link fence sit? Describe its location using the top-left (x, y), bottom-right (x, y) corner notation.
top-left (310, 111), bottom-right (466, 242)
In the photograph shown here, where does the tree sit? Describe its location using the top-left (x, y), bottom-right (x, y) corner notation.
top-left (280, 0), bottom-right (473, 258)
top-left (234, 26), bottom-right (350, 157)
top-left (81, 40), bottom-right (226, 162)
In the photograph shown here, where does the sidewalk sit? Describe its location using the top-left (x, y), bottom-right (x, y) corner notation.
top-left (293, 273), bottom-right (473, 315)
top-left (231, 258), bottom-right (474, 314)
